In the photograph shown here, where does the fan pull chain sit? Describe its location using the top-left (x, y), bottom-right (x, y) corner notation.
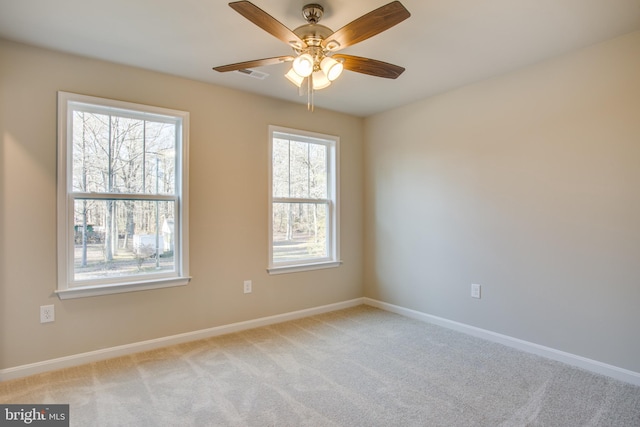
top-left (306, 74), bottom-right (315, 112)
top-left (307, 76), bottom-right (311, 111)
top-left (311, 84), bottom-right (315, 113)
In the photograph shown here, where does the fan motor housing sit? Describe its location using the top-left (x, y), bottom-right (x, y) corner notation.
top-left (293, 24), bottom-right (333, 46)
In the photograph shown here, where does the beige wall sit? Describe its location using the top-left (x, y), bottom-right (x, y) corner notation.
top-left (364, 31), bottom-right (640, 372)
top-left (0, 39), bottom-right (364, 369)
top-left (2, 30), bottom-right (640, 375)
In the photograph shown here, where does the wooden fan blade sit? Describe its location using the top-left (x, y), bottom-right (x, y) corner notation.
top-left (332, 54), bottom-right (405, 79)
top-left (322, 1), bottom-right (410, 51)
top-left (213, 56), bottom-right (294, 72)
top-left (229, 1), bottom-right (306, 48)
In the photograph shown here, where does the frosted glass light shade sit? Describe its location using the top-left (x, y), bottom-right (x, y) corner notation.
top-left (312, 70), bottom-right (331, 90)
top-left (285, 68), bottom-right (304, 87)
top-left (292, 53), bottom-right (314, 77)
top-left (320, 57), bottom-right (343, 81)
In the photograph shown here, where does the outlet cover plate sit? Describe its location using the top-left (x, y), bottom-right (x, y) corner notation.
top-left (471, 284), bottom-right (481, 299)
top-left (40, 305), bottom-right (55, 323)
top-left (243, 280), bottom-right (252, 294)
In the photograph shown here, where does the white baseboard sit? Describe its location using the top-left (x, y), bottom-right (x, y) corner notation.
top-left (364, 298), bottom-right (640, 386)
top-left (5, 297), bottom-right (638, 387)
top-left (0, 298), bottom-right (364, 382)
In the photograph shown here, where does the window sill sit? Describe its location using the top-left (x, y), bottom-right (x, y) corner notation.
top-left (56, 276), bottom-right (191, 299)
top-left (267, 261), bottom-right (342, 275)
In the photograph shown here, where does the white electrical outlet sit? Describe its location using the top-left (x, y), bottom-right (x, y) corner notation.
top-left (243, 280), bottom-right (252, 294)
top-left (471, 284), bottom-right (481, 299)
top-left (40, 305), bottom-right (55, 323)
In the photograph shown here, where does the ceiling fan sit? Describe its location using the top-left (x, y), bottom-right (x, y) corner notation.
top-left (213, 1), bottom-right (411, 109)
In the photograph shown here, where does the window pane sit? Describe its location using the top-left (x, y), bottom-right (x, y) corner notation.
top-left (72, 111), bottom-right (110, 192)
top-left (309, 143), bottom-right (327, 199)
top-left (272, 138), bottom-right (290, 198)
top-left (145, 121), bottom-right (177, 195)
top-left (71, 112), bottom-right (177, 195)
top-left (73, 199), bottom-right (176, 282)
top-left (112, 116), bottom-right (145, 193)
top-left (272, 138), bottom-right (327, 199)
top-left (272, 202), bottom-right (328, 262)
top-left (290, 141), bottom-right (309, 198)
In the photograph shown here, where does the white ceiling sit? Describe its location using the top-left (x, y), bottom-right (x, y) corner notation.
top-left (1, 0), bottom-right (639, 117)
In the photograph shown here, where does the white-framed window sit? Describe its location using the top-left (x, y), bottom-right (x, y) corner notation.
top-left (56, 92), bottom-right (190, 299)
top-left (268, 126), bottom-right (340, 274)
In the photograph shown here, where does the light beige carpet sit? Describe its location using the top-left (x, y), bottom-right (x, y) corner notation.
top-left (1, 305), bottom-right (639, 426)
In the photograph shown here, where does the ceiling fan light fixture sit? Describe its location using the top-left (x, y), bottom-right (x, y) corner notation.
top-left (214, 1), bottom-right (411, 111)
top-left (320, 56), bottom-right (343, 81)
top-left (312, 70), bottom-right (331, 90)
top-left (285, 67), bottom-right (304, 87)
top-left (292, 53), bottom-right (314, 77)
